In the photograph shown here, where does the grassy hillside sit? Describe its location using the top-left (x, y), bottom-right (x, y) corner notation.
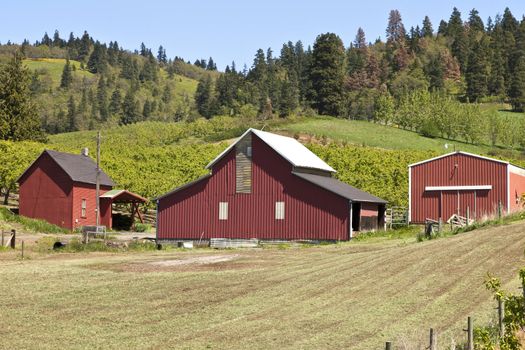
top-left (24, 58), bottom-right (94, 84)
top-left (0, 222), bottom-right (524, 349)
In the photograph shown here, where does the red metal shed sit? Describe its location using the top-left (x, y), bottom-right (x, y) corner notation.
top-left (17, 150), bottom-right (145, 230)
top-left (409, 151), bottom-right (525, 224)
top-left (156, 129), bottom-right (387, 241)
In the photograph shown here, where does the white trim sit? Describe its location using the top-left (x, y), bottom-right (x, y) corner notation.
top-left (509, 164), bottom-right (525, 177)
top-left (408, 151), bottom-right (509, 168)
top-left (425, 185), bottom-right (492, 191)
top-left (408, 167), bottom-right (412, 223)
top-left (349, 201), bottom-right (353, 239)
top-left (507, 164), bottom-right (511, 214)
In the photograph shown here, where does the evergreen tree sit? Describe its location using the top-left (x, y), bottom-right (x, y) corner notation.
top-left (97, 76), bottom-right (108, 121)
top-left (309, 33), bottom-right (345, 116)
top-left (109, 89), bottom-right (122, 116)
top-left (206, 57), bottom-right (217, 70)
top-left (466, 37), bottom-right (489, 101)
top-left (78, 31), bottom-right (92, 61)
top-left (0, 54), bottom-right (45, 141)
top-left (41, 32), bottom-right (52, 46)
top-left (142, 99), bottom-right (152, 119)
top-left (60, 58), bottom-right (73, 89)
top-left (195, 75), bottom-right (216, 118)
top-left (468, 9), bottom-right (484, 33)
top-left (509, 56), bottom-right (525, 111)
top-left (67, 95), bottom-right (77, 131)
top-left (386, 10), bottom-right (406, 45)
top-left (87, 42), bottom-right (107, 73)
top-left (437, 20), bottom-right (448, 35)
top-left (120, 89), bottom-right (141, 124)
top-left (422, 16), bottom-right (433, 37)
top-left (157, 45), bottom-right (167, 63)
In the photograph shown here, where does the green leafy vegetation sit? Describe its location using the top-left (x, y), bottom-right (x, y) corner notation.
top-left (0, 207), bottom-right (67, 234)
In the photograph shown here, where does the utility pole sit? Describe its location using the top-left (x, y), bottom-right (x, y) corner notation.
top-left (96, 131), bottom-right (101, 227)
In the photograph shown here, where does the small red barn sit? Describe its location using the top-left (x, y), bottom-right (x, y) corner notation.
top-left (156, 129), bottom-right (387, 241)
top-left (17, 150), bottom-right (146, 230)
top-left (409, 151), bottom-right (525, 223)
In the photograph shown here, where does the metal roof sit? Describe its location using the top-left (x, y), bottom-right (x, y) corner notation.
top-left (19, 150), bottom-right (115, 187)
top-left (408, 151), bottom-right (509, 168)
top-left (100, 189), bottom-right (147, 202)
top-left (206, 128), bottom-right (336, 173)
top-left (293, 172), bottom-right (387, 204)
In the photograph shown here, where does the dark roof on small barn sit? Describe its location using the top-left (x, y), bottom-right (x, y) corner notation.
top-left (293, 172), bottom-right (387, 204)
top-left (18, 150), bottom-right (115, 187)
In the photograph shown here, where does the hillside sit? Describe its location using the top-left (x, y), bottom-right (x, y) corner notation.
top-left (1, 220), bottom-right (524, 349)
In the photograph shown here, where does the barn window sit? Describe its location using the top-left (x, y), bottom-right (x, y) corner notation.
top-left (236, 133), bottom-right (252, 193)
top-left (275, 201), bottom-right (285, 220)
top-left (219, 202), bottom-right (228, 220)
top-left (247, 146), bottom-right (252, 157)
top-left (81, 199), bottom-right (87, 218)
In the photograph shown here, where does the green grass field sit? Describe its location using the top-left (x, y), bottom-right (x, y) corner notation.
top-left (275, 117), bottom-right (510, 155)
top-left (23, 58), bottom-right (95, 85)
top-left (0, 222), bottom-right (524, 349)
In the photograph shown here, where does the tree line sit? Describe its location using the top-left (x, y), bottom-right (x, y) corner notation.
top-left (195, 7), bottom-right (525, 121)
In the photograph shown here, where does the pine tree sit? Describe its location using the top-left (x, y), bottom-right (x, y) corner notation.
top-left (60, 58), bottom-right (73, 89)
top-left (120, 89), bottom-right (141, 125)
top-left (78, 31), bottom-right (92, 61)
top-left (468, 9), bottom-right (484, 33)
top-left (195, 76), bottom-right (216, 118)
top-left (142, 99), bottom-right (152, 119)
top-left (97, 76), bottom-right (108, 121)
top-left (157, 45), bottom-right (167, 63)
top-left (386, 10), bottom-right (406, 45)
top-left (466, 37), bottom-right (489, 101)
top-left (422, 16), bottom-right (433, 37)
top-left (87, 42), bottom-right (107, 73)
top-left (0, 53), bottom-right (45, 141)
top-left (67, 95), bottom-right (78, 131)
top-left (109, 89), bottom-right (122, 116)
top-left (509, 56), bottom-right (525, 111)
top-left (309, 33), bottom-right (345, 116)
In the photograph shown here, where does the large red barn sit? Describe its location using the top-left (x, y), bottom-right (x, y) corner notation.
top-left (409, 151), bottom-right (525, 224)
top-left (17, 150), bottom-right (145, 230)
top-left (156, 129), bottom-right (387, 241)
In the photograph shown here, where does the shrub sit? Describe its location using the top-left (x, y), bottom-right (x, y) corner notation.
top-left (133, 223), bottom-right (151, 233)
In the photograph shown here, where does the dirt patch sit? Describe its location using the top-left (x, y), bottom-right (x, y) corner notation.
top-left (91, 253), bottom-right (274, 273)
top-left (149, 254), bottom-right (239, 267)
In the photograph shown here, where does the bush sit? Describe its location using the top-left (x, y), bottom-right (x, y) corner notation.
top-left (133, 223), bottom-right (151, 233)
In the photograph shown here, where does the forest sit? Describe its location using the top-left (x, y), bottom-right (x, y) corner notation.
top-left (0, 6), bottom-right (524, 141)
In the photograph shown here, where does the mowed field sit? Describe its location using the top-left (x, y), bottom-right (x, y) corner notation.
top-left (1, 223), bottom-right (525, 349)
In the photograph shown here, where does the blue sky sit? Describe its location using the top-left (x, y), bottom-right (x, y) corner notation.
top-left (1, 1), bottom-right (524, 70)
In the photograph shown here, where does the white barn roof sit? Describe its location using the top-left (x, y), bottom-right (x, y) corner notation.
top-left (206, 128), bottom-right (336, 173)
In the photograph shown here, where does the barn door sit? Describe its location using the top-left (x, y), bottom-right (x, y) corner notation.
top-left (458, 190), bottom-right (476, 220)
top-left (440, 191), bottom-right (457, 222)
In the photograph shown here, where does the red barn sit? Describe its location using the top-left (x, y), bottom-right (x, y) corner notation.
top-left (18, 150), bottom-right (145, 230)
top-left (156, 129), bottom-right (387, 241)
top-left (409, 151), bottom-right (525, 224)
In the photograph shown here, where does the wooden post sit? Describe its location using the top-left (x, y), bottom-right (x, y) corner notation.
top-left (466, 206), bottom-right (470, 226)
top-left (429, 328), bottom-right (435, 350)
top-left (498, 201), bottom-right (502, 219)
top-left (21, 240), bottom-right (24, 259)
top-left (438, 217), bottom-right (442, 233)
top-left (466, 317), bottom-right (473, 350)
top-left (1, 230), bottom-right (4, 247)
top-left (10, 229), bottom-right (15, 249)
top-left (498, 299), bottom-right (505, 338)
top-left (385, 341), bottom-right (392, 350)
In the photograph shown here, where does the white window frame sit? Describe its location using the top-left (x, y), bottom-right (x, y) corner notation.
top-left (247, 146), bottom-right (252, 157)
top-left (81, 199), bottom-right (87, 218)
top-left (219, 202), bottom-right (228, 220)
top-left (275, 201), bottom-right (285, 220)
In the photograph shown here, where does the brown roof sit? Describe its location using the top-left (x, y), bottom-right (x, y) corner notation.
top-left (18, 150), bottom-right (115, 187)
top-left (293, 172), bottom-right (387, 204)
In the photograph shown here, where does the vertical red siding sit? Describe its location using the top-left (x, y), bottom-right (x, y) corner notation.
top-left (410, 153), bottom-right (508, 223)
top-left (19, 153), bottom-right (74, 229)
top-left (158, 134), bottom-right (350, 240)
top-left (71, 184), bottom-right (111, 229)
top-left (509, 169), bottom-right (525, 212)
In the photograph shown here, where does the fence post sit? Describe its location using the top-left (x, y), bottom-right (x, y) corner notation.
top-left (10, 229), bottom-right (15, 249)
top-left (438, 217), bottom-right (442, 233)
top-left (385, 341), bottom-right (392, 350)
top-left (466, 316), bottom-right (473, 350)
top-left (466, 206), bottom-right (470, 226)
top-left (429, 328), bottom-right (435, 350)
top-left (1, 230), bottom-right (3, 247)
top-left (21, 240), bottom-right (24, 259)
top-left (498, 299), bottom-right (505, 338)
top-left (498, 201), bottom-right (502, 219)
